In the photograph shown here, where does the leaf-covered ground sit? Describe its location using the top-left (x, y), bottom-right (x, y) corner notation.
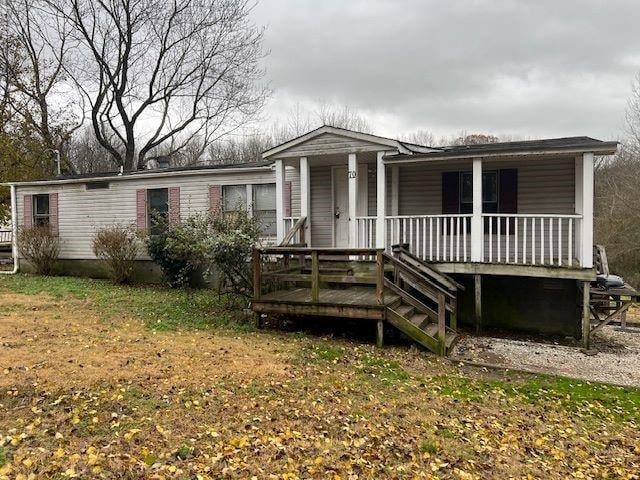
top-left (0, 275), bottom-right (639, 479)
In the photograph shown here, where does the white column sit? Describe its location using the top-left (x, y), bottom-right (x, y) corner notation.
top-left (390, 165), bottom-right (399, 216)
top-left (300, 156), bottom-right (311, 245)
top-left (576, 152), bottom-right (594, 268)
top-left (275, 159), bottom-right (285, 244)
top-left (376, 151), bottom-right (386, 249)
top-left (471, 157), bottom-right (483, 262)
top-left (348, 153), bottom-right (358, 248)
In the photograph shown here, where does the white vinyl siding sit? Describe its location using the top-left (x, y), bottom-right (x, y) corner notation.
top-left (15, 170), bottom-right (275, 260)
top-left (397, 155), bottom-right (575, 216)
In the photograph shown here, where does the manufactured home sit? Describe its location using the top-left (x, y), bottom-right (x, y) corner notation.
top-left (3, 126), bottom-right (626, 354)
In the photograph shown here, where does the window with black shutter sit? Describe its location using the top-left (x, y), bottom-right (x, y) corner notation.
top-left (442, 169), bottom-right (517, 216)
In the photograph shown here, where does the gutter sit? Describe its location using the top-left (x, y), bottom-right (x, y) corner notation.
top-left (1, 164), bottom-right (275, 188)
top-left (1, 185), bottom-right (19, 275)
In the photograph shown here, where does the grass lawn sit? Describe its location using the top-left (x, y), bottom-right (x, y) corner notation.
top-left (0, 274), bottom-right (639, 479)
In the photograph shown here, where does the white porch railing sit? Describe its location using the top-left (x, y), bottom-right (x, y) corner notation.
top-left (482, 214), bottom-right (581, 267)
top-left (0, 230), bottom-right (11, 244)
top-left (386, 215), bottom-right (473, 262)
top-left (355, 216), bottom-right (377, 249)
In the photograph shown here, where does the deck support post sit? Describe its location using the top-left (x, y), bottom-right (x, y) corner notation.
top-left (252, 249), bottom-right (261, 300)
top-left (275, 159), bottom-right (286, 244)
top-left (581, 280), bottom-right (590, 349)
top-left (474, 274), bottom-right (482, 334)
top-left (471, 157), bottom-right (483, 262)
top-left (311, 250), bottom-right (320, 302)
top-left (300, 156), bottom-right (310, 245)
top-left (376, 319), bottom-right (384, 348)
top-left (376, 151), bottom-right (386, 249)
top-left (375, 250), bottom-right (384, 305)
top-left (348, 153), bottom-right (358, 248)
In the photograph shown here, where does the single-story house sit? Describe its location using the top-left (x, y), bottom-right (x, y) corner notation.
top-left (3, 126), bottom-right (620, 351)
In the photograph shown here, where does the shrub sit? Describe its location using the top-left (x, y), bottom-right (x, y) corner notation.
top-left (146, 215), bottom-right (213, 288)
top-left (92, 225), bottom-right (141, 284)
top-left (209, 209), bottom-right (262, 295)
top-left (18, 225), bottom-right (60, 275)
top-left (145, 210), bottom-right (262, 292)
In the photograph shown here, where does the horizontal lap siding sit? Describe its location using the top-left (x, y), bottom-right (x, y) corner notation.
top-left (15, 171), bottom-right (275, 260)
top-left (310, 165), bottom-right (332, 247)
top-left (286, 166), bottom-right (301, 217)
top-left (276, 133), bottom-right (387, 158)
top-left (397, 156), bottom-right (575, 216)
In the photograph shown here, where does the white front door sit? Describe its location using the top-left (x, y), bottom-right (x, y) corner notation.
top-left (333, 167), bottom-right (349, 247)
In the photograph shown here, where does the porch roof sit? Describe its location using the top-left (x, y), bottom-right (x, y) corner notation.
top-left (262, 125), bottom-right (438, 159)
top-left (385, 136), bottom-right (618, 163)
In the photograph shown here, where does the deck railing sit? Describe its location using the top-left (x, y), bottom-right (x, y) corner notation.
top-left (482, 214), bottom-right (581, 267)
top-left (386, 215), bottom-right (473, 262)
top-left (0, 230), bottom-right (11, 244)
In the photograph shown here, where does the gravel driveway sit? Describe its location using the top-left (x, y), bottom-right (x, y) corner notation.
top-left (451, 325), bottom-right (640, 387)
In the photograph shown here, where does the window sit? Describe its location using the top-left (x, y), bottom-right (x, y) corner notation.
top-left (222, 185), bottom-right (247, 213)
top-left (253, 183), bottom-right (276, 236)
top-left (147, 188), bottom-right (168, 233)
top-left (33, 194), bottom-right (50, 226)
top-left (459, 171), bottom-right (498, 214)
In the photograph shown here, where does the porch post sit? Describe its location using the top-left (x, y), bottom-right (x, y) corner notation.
top-left (576, 152), bottom-right (594, 268)
top-left (348, 153), bottom-right (358, 248)
top-left (300, 156), bottom-right (311, 245)
top-left (376, 151), bottom-right (386, 249)
top-left (275, 159), bottom-right (285, 244)
top-left (471, 157), bottom-right (483, 262)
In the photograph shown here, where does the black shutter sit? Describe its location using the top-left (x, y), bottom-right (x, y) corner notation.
top-left (499, 169), bottom-right (517, 213)
top-left (442, 172), bottom-right (460, 214)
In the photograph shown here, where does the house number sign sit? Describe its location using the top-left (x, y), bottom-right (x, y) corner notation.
top-left (348, 170), bottom-right (357, 178)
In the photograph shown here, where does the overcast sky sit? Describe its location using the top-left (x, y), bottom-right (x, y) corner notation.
top-left (252, 0), bottom-right (640, 142)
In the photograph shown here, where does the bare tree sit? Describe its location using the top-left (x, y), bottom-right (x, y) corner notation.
top-left (47, 0), bottom-right (268, 171)
top-left (1, 0), bottom-right (83, 171)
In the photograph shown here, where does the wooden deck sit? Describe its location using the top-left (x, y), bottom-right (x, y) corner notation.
top-left (252, 246), bottom-right (461, 355)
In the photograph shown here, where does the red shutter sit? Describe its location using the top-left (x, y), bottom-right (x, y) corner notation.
top-left (136, 189), bottom-right (147, 231)
top-left (49, 192), bottom-right (59, 236)
top-left (209, 185), bottom-right (222, 213)
top-left (23, 195), bottom-right (33, 228)
top-left (442, 172), bottom-right (460, 214)
top-left (284, 181), bottom-right (292, 217)
top-left (498, 169), bottom-right (518, 213)
top-left (168, 187), bottom-right (180, 225)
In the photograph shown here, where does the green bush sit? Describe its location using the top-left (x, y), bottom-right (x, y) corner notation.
top-left (145, 210), bottom-right (261, 292)
top-left (92, 224), bottom-right (141, 284)
top-left (146, 215), bottom-right (212, 288)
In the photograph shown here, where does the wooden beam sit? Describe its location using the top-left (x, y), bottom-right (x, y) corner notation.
top-left (376, 320), bottom-right (384, 348)
top-left (376, 250), bottom-right (384, 305)
top-left (311, 251), bottom-right (319, 302)
top-left (474, 274), bottom-right (482, 334)
top-left (437, 292), bottom-right (446, 356)
top-left (252, 249), bottom-right (261, 300)
top-left (433, 262), bottom-right (596, 281)
top-left (275, 159), bottom-right (285, 243)
top-left (581, 280), bottom-right (590, 349)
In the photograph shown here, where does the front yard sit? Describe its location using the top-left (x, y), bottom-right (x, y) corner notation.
top-left (0, 275), bottom-right (639, 479)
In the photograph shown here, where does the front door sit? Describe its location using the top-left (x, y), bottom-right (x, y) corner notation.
top-left (332, 167), bottom-right (349, 247)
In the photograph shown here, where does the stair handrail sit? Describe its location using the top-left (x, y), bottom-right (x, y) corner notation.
top-left (279, 216), bottom-right (307, 247)
top-left (391, 244), bottom-right (464, 292)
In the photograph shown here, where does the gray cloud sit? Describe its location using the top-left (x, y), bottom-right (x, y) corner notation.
top-left (252, 0), bottom-right (640, 142)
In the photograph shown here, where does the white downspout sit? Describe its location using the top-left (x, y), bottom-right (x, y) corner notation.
top-left (1, 184), bottom-right (19, 275)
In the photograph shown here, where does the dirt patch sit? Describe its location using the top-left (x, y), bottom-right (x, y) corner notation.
top-left (452, 326), bottom-right (640, 387)
top-left (0, 292), bottom-right (291, 390)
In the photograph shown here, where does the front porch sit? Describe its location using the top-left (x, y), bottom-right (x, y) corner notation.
top-left (271, 139), bottom-right (596, 276)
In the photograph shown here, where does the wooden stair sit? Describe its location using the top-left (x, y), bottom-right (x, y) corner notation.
top-left (382, 246), bottom-right (463, 356)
